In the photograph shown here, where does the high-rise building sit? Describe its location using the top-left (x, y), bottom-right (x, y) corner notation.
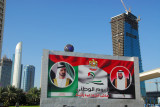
top-left (0, 0), bottom-right (6, 59)
top-left (10, 54), bottom-right (15, 85)
top-left (110, 12), bottom-right (146, 97)
top-left (10, 54), bottom-right (23, 87)
top-left (22, 65), bottom-right (35, 92)
top-left (0, 55), bottom-right (12, 87)
top-left (12, 42), bottom-right (22, 88)
top-left (20, 64), bottom-right (23, 88)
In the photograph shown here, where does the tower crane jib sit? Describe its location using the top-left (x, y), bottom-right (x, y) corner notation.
top-left (121, 0), bottom-right (128, 13)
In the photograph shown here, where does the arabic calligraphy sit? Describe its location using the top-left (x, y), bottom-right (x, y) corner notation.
top-left (76, 93), bottom-right (109, 98)
top-left (77, 87), bottom-right (108, 92)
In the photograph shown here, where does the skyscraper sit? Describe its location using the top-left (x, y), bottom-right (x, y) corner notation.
top-left (10, 54), bottom-right (15, 85)
top-left (0, 55), bottom-right (12, 87)
top-left (110, 12), bottom-right (146, 97)
top-left (0, 0), bottom-right (6, 58)
top-left (12, 42), bottom-right (22, 89)
top-left (22, 65), bottom-right (35, 92)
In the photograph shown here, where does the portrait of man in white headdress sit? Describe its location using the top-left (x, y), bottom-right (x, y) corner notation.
top-left (112, 70), bottom-right (130, 90)
top-left (50, 62), bottom-right (74, 88)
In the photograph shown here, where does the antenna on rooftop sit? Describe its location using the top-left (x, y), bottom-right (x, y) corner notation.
top-left (121, 0), bottom-right (131, 13)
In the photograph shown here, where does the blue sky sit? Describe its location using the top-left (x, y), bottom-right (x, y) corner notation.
top-left (2, 0), bottom-right (160, 91)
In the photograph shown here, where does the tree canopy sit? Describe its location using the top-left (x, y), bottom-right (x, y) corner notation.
top-left (0, 86), bottom-right (40, 106)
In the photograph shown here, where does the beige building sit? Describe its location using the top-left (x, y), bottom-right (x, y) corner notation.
top-left (0, 0), bottom-right (6, 58)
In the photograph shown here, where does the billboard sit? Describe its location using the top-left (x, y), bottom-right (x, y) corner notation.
top-left (47, 54), bottom-right (135, 99)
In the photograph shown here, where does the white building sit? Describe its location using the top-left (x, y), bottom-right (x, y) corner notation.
top-left (12, 42), bottom-right (22, 88)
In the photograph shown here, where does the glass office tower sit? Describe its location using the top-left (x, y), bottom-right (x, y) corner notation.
top-left (110, 12), bottom-right (146, 97)
top-left (22, 65), bottom-right (35, 92)
top-left (10, 54), bottom-right (15, 85)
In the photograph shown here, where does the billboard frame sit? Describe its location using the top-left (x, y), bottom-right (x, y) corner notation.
top-left (40, 49), bottom-right (143, 107)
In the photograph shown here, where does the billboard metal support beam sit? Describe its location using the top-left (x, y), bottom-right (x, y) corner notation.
top-left (140, 68), bottom-right (160, 81)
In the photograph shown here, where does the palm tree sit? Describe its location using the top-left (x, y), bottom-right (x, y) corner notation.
top-left (1, 86), bottom-right (17, 106)
top-left (0, 87), bottom-right (5, 105)
top-left (26, 87), bottom-right (41, 105)
top-left (15, 87), bottom-right (26, 105)
top-left (0, 85), bottom-right (26, 106)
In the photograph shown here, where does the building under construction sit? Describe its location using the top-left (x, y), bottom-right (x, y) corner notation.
top-left (110, 12), bottom-right (146, 97)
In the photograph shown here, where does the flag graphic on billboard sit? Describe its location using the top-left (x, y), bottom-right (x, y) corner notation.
top-left (47, 54), bottom-right (135, 99)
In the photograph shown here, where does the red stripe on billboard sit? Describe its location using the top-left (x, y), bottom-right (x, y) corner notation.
top-left (49, 54), bottom-right (134, 75)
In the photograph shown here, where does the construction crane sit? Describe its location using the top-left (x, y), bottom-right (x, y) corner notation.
top-left (121, 0), bottom-right (141, 23)
top-left (121, 0), bottom-right (131, 13)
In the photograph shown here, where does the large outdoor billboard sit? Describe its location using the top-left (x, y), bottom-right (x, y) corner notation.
top-left (47, 54), bottom-right (135, 99)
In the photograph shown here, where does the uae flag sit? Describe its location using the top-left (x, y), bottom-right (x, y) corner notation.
top-left (77, 65), bottom-right (108, 98)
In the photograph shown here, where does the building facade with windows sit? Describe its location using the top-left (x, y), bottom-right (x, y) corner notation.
top-left (22, 65), bottom-right (35, 92)
top-left (0, 55), bottom-right (12, 87)
top-left (110, 12), bottom-right (146, 97)
top-left (10, 54), bottom-right (15, 85)
top-left (0, 0), bottom-right (6, 58)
